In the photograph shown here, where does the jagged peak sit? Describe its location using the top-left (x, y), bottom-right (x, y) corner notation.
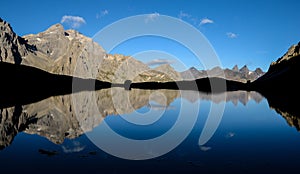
top-left (0, 17), bottom-right (9, 26)
top-left (254, 67), bottom-right (263, 72)
top-left (210, 66), bottom-right (223, 71)
top-left (155, 64), bottom-right (174, 69)
top-left (65, 29), bottom-right (79, 35)
top-left (232, 65), bottom-right (239, 71)
top-left (0, 17), bottom-right (29, 64)
top-left (45, 23), bottom-right (65, 33)
top-left (274, 41), bottom-right (300, 64)
top-left (240, 65), bottom-right (249, 71)
top-left (0, 18), bottom-right (15, 34)
top-left (189, 67), bottom-right (198, 71)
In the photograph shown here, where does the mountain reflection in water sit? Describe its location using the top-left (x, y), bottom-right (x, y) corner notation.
top-left (1, 88), bottom-right (298, 150)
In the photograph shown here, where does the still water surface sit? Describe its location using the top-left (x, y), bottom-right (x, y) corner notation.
top-left (0, 88), bottom-right (300, 173)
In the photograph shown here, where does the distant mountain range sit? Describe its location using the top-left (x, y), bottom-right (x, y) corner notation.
top-left (181, 65), bottom-right (264, 83)
top-left (0, 18), bottom-right (263, 83)
top-left (0, 88), bottom-right (264, 149)
top-left (1, 17), bottom-right (300, 149)
top-left (0, 17), bottom-right (299, 90)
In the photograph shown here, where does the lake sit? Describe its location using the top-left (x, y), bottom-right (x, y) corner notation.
top-left (1, 88), bottom-right (300, 173)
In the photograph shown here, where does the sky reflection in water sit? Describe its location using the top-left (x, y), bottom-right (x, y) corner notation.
top-left (1, 89), bottom-right (300, 173)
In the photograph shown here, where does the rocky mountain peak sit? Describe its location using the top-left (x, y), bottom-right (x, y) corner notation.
top-left (272, 42), bottom-right (300, 66)
top-left (0, 18), bottom-right (266, 84)
top-left (155, 64), bottom-right (173, 70)
top-left (0, 18), bottom-right (28, 64)
top-left (0, 18), bottom-right (14, 34)
top-left (232, 65), bottom-right (239, 72)
top-left (189, 67), bottom-right (202, 74)
top-left (239, 65), bottom-right (249, 74)
top-left (181, 64), bottom-right (264, 83)
top-left (254, 68), bottom-right (263, 75)
top-left (209, 66), bottom-right (223, 76)
top-left (18, 22), bottom-right (106, 79)
top-left (180, 67), bottom-right (204, 80)
top-left (153, 64), bottom-right (182, 81)
top-left (46, 23), bottom-right (64, 33)
top-left (283, 42), bottom-right (300, 58)
top-left (189, 67), bottom-right (198, 71)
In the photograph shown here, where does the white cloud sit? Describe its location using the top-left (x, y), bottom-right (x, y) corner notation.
top-left (145, 12), bottom-right (160, 23)
top-left (61, 15), bottom-right (86, 28)
top-left (146, 59), bottom-right (175, 66)
top-left (96, 9), bottom-right (109, 19)
top-left (200, 18), bottom-right (214, 25)
top-left (226, 32), bottom-right (238, 38)
top-left (178, 11), bottom-right (214, 28)
top-left (178, 11), bottom-right (191, 19)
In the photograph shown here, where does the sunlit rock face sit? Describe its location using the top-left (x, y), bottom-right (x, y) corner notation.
top-left (1, 18), bottom-right (182, 83)
top-left (0, 89), bottom-right (266, 148)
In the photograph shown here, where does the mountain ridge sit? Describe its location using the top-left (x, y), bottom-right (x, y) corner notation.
top-left (252, 41), bottom-right (300, 91)
top-left (181, 64), bottom-right (264, 83)
top-left (1, 18), bottom-right (264, 83)
top-left (1, 18), bottom-right (183, 83)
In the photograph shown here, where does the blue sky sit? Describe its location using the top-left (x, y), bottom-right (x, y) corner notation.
top-left (1, 0), bottom-right (300, 71)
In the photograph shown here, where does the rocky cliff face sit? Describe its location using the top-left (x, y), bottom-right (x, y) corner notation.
top-left (253, 41), bottom-right (300, 91)
top-left (232, 65), bottom-right (239, 72)
top-left (153, 64), bottom-right (182, 81)
top-left (2, 18), bottom-right (268, 83)
top-left (0, 105), bottom-right (37, 149)
top-left (180, 67), bottom-right (207, 80)
top-left (267, 41), bottom-right (300, 75)
top-left (1, 88), bottom-right (266, 149)
top-left (133, 64), bottom-right (182, 82)
top-left (251, 41), bottom-right (300, 131)
top-left (23, 23), bottom-right (106, 79)
top-left (0, 88), bottom-right (179, 147)
top-left (272, 42), bottom-right (300, 65)
top-left (0, 18), bottom-right (182, 83)
top-left (181, 65), bottom-right (264, 83)
top-left (0, 18), bottom-right (29, 64)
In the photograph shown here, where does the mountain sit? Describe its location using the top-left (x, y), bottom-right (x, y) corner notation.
top-left (0, 88), bottom-right (180, 148)
top-left (232, 65), bottom-right (239, 72)
top-left (253, 41), bottom-right (300, 91)
top-left (0, 18), bottom-right (31, 64)
top-left (180, 67), bottom-right (207, 79)
top-left (251, 41), bottom-right (300, 132)
top-left (254, 67), bottom-right (264, 75)
top-left (0, 18), bottom-right (180, 83)
top-left (181, 90), bottom-right (263, 105)
top-left (97, 54), bottom-right (150, 83)
top-left (98, 55), bottom-right (182, 83)
top-left (239, 65), bottom-right (249, 74)
top-left (23, 23), bottom-right (106, 79)
top-left (153, 64), bottom-right (182, 81)
top-left (0, 87), bottom-right (265, 149)
top-left (0, 19), bottom-right (107, 80)
top-left (133, 64), bottom-right (182, 82)
top-left (180, 65), bottom-right (264, 83)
